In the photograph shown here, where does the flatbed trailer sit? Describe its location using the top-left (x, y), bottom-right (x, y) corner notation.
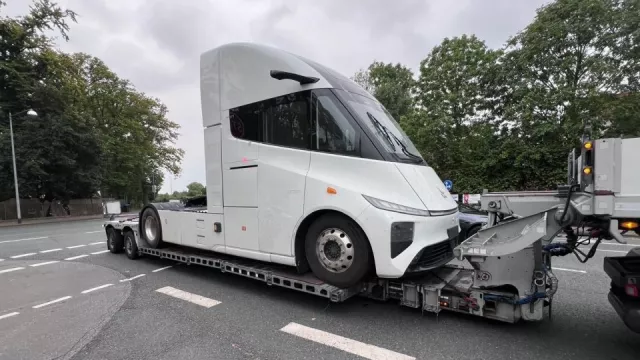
top-left (103, 207), bottom-right (566, 325)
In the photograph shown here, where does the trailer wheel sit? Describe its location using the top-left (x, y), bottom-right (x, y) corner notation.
top-left (304, 213), bottom-right (371, 288)
top-left (140, 207), bottom-right (163, 248)
top-left (124, 230), bottom-right (140, 260)
top-left (106, 227), bottom-right (124, 254)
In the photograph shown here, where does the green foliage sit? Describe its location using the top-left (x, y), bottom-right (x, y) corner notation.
top-left (156, 182), bottom-right (205, 203)
top-left (354, 0), bottom-right (639, 193)
top-left (0, 0), bottom-right (183, 205)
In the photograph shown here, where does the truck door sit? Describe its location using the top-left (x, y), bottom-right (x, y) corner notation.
top-left (257, 91), bottom-right (312, 258)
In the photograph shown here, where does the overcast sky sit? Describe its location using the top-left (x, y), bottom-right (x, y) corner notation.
top-left (6, 0), bottom-right (549, 194)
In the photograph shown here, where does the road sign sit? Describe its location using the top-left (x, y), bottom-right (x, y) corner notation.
top-left (443, 180), bottom-right (453, 191)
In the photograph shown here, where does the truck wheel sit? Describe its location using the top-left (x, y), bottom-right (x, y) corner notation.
top-left (106, 227), bottom-right (124, 254)
top-left (124, 230), bottom-right (140, 260)
top-left (304, 214), bottom-right (372, 288)
top-left (140, 207), bottom-right (163, 248)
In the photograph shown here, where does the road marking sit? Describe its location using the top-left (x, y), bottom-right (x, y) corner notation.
top-left (40, 248), bottom-right (62, 253)
top-left (599, 249), bottom-right (629, 254)
top-left (0, 312), bottom-right (19, 320)
top-left (33, 296), bottom-right (72, 309)
top-left (10, 253), bottom-right (36, 259)
top-left (85, 231), bottom-right (103, 234)
top-left (67, 245), bottom-right (86, 249)
top-left (81, 283), bottom-right (113, 294)
top-left (90, 250), bottom-right (109, 255)
top-left (600, 242), bottom-right (638, 247)
top-left (155, 286), bottom-right (221, 308)
top-left (0, 236), bottom-right (48, 244)
top-left (152, 266), bottom-right (173, 273)
top-left (30, 261), bottom-right (59, 267)
top-left (553, 267), bottom-right (587, 274)
top-left (0, 267), bottom-right (24, 274)
top-left (0, 259), bottom-right (3, 262)
top-left (280, 322), bottom-right (415, 360)
top-left (120, 274), bottom-right (145, 282)
top-left (88, 242), bottom-right (105, 246)
top-left (65, 254), bottom-right (88, 260)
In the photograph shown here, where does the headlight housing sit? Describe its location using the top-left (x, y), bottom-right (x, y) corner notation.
top-left (362, 194), bottom-right (430, 217)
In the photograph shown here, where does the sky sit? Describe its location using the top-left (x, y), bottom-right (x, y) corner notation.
top-left (5, 0), bottom-right (550, 194)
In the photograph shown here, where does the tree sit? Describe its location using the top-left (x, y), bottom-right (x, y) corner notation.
top-left (186, 182), bottom-right (206, 197)
top-left (352, 62), bottom-right (416, 121)
top-left (0, 0), bottom-right (184, 209)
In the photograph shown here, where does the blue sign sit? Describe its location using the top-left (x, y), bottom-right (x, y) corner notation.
top-left (443, 180), bottom-right (453, 191)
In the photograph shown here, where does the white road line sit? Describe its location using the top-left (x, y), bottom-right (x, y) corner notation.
top-left (155, 286), bottom-right (221, 308)
top-left (0, 236), bottom-right (48, 244)
top-left (30, 261), bottom-right (59, 267)
top-left (600, 242), bottom-right (638, 247)
top-left (553, 267), bottom-right (587, 274)
top-left (81, 283), bottom-right (113, 294)
top-left (88, 242), bottom-right (105, 246)
top-left (67, 245), bottom-right (86, 249)
top-left (0, 267), bottom-right (24, 274)
top-left (33, 296), bottom-right (72, 309)
top-left (599, 249), bottom-right (629, 254)
top-left (120, 274), bottom-right (145, 282)
top-left (280, 322), bottom-right (415, 360)
top-left (90, 250), bottom-right (109, 255)
top-left (85, 231), bottom-right (102, 234)
top-left (40, 248), bottom-right (62, 253)
top-left (0, 312), bottom-right (20, 320)
top-left (10, 253), bottom-right (36, 259)
top-left (65, 254), bottom-right (88, 261)
top-left (152, 266), bottom-right (173, 273)
top-left (0, 259), bottom-right (3, 262)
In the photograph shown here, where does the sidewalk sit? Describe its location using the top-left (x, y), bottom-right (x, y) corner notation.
top-left (0, 213), bottom-right (137, 228)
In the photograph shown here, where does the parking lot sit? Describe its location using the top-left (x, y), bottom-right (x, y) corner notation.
top-left (1, 219), bottom-right (639, 360)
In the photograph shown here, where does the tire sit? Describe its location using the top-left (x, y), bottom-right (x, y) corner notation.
top-left (140, 207), bottom-right (163, 248)
top-left (124, 230), bottom-right (140, 260)
top-left (304, 214), bottom-right (372, 288)
top-left (106, 227), bottom-right (124, 254)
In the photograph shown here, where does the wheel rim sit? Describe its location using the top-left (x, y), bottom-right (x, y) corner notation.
top-left (315, 228), bottom-right (354, 273)
top-left (144, 216), bottom-right (157, 241)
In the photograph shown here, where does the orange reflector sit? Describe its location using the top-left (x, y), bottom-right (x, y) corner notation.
top-left (620, 221), bottom-right (639, 230)
top-left (583, 166), bottom-right (592, 175)
top-left (327, 187), bottom-right (337, 195)
top-left (584, 141), bottom-right (593, 150)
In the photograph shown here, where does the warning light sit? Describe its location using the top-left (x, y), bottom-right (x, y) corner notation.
top-left (620, 221), bottom-right (639, 230)
top-left (583, 166), bottom-right (592, 175)
top-left (327, 187), bottom-right (337, 195)
top-left (584, 141), bottom-right (593, 150)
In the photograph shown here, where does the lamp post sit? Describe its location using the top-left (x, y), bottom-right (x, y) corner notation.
top-left (8, 109), bottom-right (38, 224)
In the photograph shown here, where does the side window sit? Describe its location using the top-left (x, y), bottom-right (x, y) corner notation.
top-left (264, 92), bottom-right (311, 150)
top-left (229, 102), bottom-right (264, 142)
top-left (311, 90), bottom-right (359, 156)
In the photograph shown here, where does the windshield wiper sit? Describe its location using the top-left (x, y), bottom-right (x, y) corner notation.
top-left (366, 112), bottom-right (396, 151)
top-left (366, 112), bottom-right (423, 163)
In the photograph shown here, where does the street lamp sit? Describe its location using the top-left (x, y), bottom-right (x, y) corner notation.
top-left (8, 109), bottom-right (38, 224)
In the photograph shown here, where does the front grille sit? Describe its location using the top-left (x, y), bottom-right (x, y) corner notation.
top-left (411, 239), bottom-right (454, 269)
top-left (404, 227), bottom-right (458, 275)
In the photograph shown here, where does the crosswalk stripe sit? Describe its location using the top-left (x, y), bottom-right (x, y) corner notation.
top-left (280, 322), bottom-right (415, 360)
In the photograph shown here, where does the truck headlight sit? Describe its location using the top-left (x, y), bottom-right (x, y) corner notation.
top-left (362, 194), bottom-right (430, 217)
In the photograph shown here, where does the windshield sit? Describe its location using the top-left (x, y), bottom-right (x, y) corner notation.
top-left (334, 89), bottom-right (425, 164)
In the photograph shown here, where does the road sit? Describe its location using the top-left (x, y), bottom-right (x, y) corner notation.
top-left (0, 220), bottom-right (639, 360)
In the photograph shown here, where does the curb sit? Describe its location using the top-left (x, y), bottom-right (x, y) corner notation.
top-left (0, 215), bottom-right (109, 228)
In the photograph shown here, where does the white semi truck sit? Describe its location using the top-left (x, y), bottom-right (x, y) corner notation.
top-left (103, 43), bottom-right (640, 333)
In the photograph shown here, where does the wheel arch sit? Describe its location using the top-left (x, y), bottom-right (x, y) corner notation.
top-left (293, 208), bottom-right (375, 274)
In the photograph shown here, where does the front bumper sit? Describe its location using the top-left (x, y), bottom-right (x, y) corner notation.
top-left (356, 204), bottom-right (459, 278)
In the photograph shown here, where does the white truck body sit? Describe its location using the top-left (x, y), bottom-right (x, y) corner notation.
top-left (155, 43), bottom-right (458, 279)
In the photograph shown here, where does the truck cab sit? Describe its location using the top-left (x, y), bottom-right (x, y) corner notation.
top-left (137, 43), bottom-right (459, 288)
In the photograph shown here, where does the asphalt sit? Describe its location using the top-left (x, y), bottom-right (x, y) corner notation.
top-left (0, 219), bottom-right (639, 360)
